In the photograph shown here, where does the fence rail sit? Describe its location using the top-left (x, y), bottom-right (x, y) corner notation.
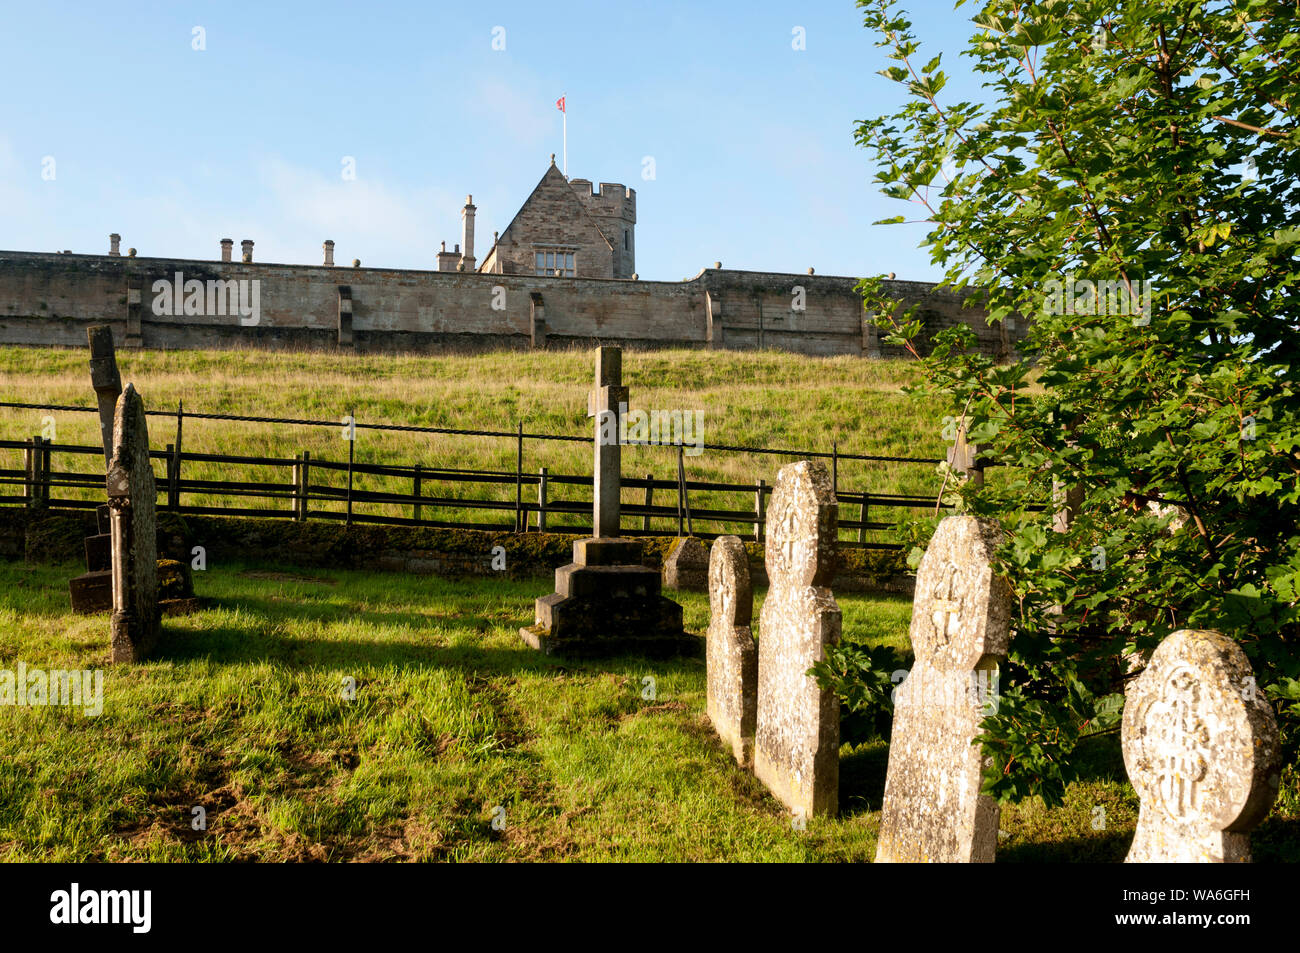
top-left (0, 400), bottom-right (953, 549)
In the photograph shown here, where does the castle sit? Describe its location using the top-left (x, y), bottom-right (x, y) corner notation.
top-left (440, 156), bottom-right (638, 280)
top-left (0, 157), bottom-right (1025, 359)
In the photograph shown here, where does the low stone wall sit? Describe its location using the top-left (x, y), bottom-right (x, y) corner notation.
top-left (0, 509), bottom-right (912, 596)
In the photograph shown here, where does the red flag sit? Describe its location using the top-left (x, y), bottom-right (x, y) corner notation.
top-left (556, 96), bottom-right (565, 113)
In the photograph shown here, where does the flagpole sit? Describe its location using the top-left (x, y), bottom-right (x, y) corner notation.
top-left (563, 99), bottom-right (567, 178)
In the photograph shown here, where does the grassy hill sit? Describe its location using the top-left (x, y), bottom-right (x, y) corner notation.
top-left (0, 345), bottom-right (950, 541)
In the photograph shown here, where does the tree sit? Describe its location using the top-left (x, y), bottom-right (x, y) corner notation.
top-left (846, 0), bottom-right (1300, 807)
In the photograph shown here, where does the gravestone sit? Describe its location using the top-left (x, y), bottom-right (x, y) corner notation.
top-left (663, 536), bottom-right (709, 591)
top-left (107, 383), bottom-right (161, 662)
top-left (520, 347), bottom-right (696, 658)
top-left (69, 325), bottom-right (123, 612)
top-left (753, 460), bottom-right (840, 818)
top-left (707, 535), bottom-right (757, 766)
top-left (1122, 629), bottom-right (1280, 863)
top-left (876, 515), bottom-right (1013, 863)
top-left (88, 324), bottom-right (122, 462)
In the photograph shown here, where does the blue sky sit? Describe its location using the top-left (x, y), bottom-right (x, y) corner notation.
top-left (1, 1), bottom-right (984, 281)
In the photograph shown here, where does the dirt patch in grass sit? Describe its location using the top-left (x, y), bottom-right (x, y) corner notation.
top-left (622, 701), bottom-right (691, 720)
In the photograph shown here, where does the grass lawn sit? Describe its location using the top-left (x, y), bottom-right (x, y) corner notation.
top-left (11, 556), bottom-right (1293, 863)
top-left (1, 343), bottom-right (1293, 862)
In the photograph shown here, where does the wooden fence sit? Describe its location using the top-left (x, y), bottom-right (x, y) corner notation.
top-left (0, 401), bottom-right (951, 549)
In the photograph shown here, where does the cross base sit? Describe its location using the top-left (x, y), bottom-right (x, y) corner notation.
top-left (519, 537), bottom-right (700, 659)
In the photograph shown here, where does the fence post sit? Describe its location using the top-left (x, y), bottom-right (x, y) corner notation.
top-left (515, 421), bottom-right (524, 533)
top-left (171, 400), bottom-right (183, 510)
top-left (413, 464), bottom-right (423, 523)
top-left (346, 408), bottom-right (354, 528)
top-left (23, 438), bottom-right (34, 505)
top-left (40, 435), bottom-right (51, 506)
top-left (291, 453), bottom-right (300, 518)
top-left (165, 443), bottom-right (175, 509)
top-left (858, 495), bottom-right (869, 544)
top-left (300, 450), bottom-right (311, 522)
top-left (754, 478), bottom-right (766, 541)
top-left (832, 441), bottom-right (838, 497)
top-left (676, 444), bottom-right (692, 536)
top-left (537, 466), bottom-right (548, 533)
top-left (642, 473), bottom-right (653, 532)
top-left (675, 446), bottom-right (685, 535)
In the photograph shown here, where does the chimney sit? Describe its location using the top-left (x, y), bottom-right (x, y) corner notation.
top-left (241, 239), bottom-right (254, 263)
top-left (460, 195), bottom-right (476, 271)
top-left (437, 240), bottom-right (460, 273)
top-left (220, 238), bottom-right (233, 262)
top-left (323, 240), bottom-right (335, 266)
top-left (109, 233), bottom-right (121, 256)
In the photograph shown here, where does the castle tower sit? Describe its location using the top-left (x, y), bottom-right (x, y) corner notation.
top-left (569, 179), bottom-right (636, 278)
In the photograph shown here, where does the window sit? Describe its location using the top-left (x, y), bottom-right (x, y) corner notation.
top-left (624, 230), bottom-right (629, 250)
top-left (534, 249), bottom-right (575, 277)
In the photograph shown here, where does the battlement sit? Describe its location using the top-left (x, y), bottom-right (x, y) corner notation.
top-left (570, 179), bottom-right (636, 222)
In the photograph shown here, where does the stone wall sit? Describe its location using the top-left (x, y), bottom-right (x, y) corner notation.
top-left (1, 509), bottom-right (912, 594)
top-left (0, 250), bottom-right (1026, 358)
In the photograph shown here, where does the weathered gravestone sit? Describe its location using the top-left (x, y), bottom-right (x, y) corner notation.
top-left (876, 514), bottom-right (1013, 863)
top-left (69, 325), bottom-right (122, 612)
top-left (753, 460), bottom-right (840, 818)
top-left (707, 535), bottom-right (757, 767)
top-left (520, 347), bottom-right (696, 658)
top-left (1122, 629), bottom-right (1280, 863)
top-left (107, 383), bottom-right (161, 662)
top-left (664, 536), bottom-right (709, 591)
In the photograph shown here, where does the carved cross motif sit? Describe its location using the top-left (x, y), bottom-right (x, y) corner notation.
top-left (716, 563), bottom-right (735, 621)
top-left (776, 505), bottom-right (799, 570)
top-left (930, 565), bottom-right (962, 645)
top-left (1149, 667), bottom-right (1211, 819)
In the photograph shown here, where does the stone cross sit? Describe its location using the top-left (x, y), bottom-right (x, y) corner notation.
top-left (876, 514), bottom-right (1013, 863)
top-left (1122, 629), bottom-right (1280, 863)
top-left (87, 325), bottom-right (122, 465)
top-left (107, 383), bottom-right (161, 663)
top-left (753, 460), bottom-right (840, 818)
top-left (586, 346), bottom-right (628, 538)
top-left (946, 419), bottom-right (983, 486)
top-left (707, 535), bottom-right (757, 767)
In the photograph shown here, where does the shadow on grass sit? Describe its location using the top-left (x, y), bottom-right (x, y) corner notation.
top-left (838, 740), bottom-right (888, 818)
top-left (998, 828), bottom-right (1133, 863)
top-left (160, 596), bottom-right (705, 681)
